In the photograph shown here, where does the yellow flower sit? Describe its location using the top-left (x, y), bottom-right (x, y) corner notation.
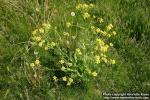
top-left (38, 41), bottom-right (43, 47)
top-left (39, 28), bottom-right (44, 33)
top-left (30, 63), bottom-right (35, 67)
top-left (34, 73), bottom-right (37, 78)
top-left (68, 78), bottom-right (73, 83)
top-left (110, 59), bottom-right (116, 64)
top-left (107, 24), bottom-right (113, 30)
top-left (76, 4), bottom-right (81, 10)
top-left (44, 46), bottom-right (49, 50)
top-left (112, 31), bottom-right (117, 35)
top-left (63, 32), bottom-right (69, 36)
top-left (67, 63), bottom-right (72, 67)
top-left (36, 8), bottom-right (40, 12)
top-left (67, 78), bottom-right (73, 85)
top-left (91, 26), bottom-right (95, 30)
top-left (106, 34), bottom-right (111, 38)
top-left (35, 36), bottom-right (42, 42)
top-left (51, 42), bottom-right (56, 47)
top-left (67, 82), bottom-right (71, 86)
top-left (48, 42), bottom-right (56, 49)
top-left (35, 59), bottom-right (40, 65)
top-left (38, 40), bottom-right (45, 47)
top-left (53, 76), bottom-right (57, 81)
top-left (43, 23), bottom-right (51, 30)
top-left (76, 48), bottom-right (82, 55)
top-left (89, 4), bottom-right (94, 8)
top-left (59, 60), bottom-right (64, 64)
top-left (96, 28), bottom-right (101, 33)
top-left (91, 71), bottom-right (97, 77)
top-left (32, 29), bottom-right (37, 35)
top-left (61, 66), bottom-right (66, 71)
top-left (100, 31), bottom-right (107, 36)
top-left (62, 76), bottom-right (67, 81)
top-left (66, 22), bottom-right (71, 28)
top-left (98, 18), bottom-right (104, 23)
top-left (86, 69), bottom-right (91, 74)
top-left (34, 51), bottom-right (38, 55)
top-left (100, 45), bottom-right (109, 52)
top-left (76, 3), bottom-right (93, 11)
top-left (83, 4), bottom-right (89, 9)
top-left (102, 57), bottom-right (108, 63)
top-left (100, 53), bottom-right (104, 57)
top-left (42, 23), bottom-right (47, 27)
top-left (95, 55), bottom-right (100, 64)
top-left (96, 38), bottom-right (105, 46)
top-left (93, 15), bottom-right (96, 19)
top-left (83, 12), bottom-right (90, 19)
top-left (110, 43), bottom-right (113, 47)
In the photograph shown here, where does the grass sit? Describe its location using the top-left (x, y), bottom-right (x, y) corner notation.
top-left (0, 0), bottom-right (150, 99)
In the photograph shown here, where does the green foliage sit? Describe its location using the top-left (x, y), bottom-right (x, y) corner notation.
top-left (27, 3), bottom-right (117, 87)
top-left (0, 0), bottom-right (150, 99)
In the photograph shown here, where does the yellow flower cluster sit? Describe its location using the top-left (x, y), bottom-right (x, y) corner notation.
top-left (61, 66), bottom-right (66, 71)
top-left (112, 31), bottom-right (117, 35)
top-left (32, 29), bottom-right (38, 36)
top-left (59, 60), bottom-right (65, 64)
top-left (66, 22), bottom-right (71, 28)
top-left (62, 76), bottom-right (67, 81)
top-left (95, 28), bottom-right (107, 36)
top-left (83, 12), bottom-right (90, 19)
top-left (76, 3), bottom-right (94, 11)
top-left (30, 63), bottom-right (35, 67)
top-left (91, 71), bottom-right (97, 77)
top-left (100, 44), bottom-right (109, 52)
top-left (53, 76), bottom-right (57, 81)
top-left (28, 2), bottom-right (118, 86)
top-left (96, 38), bottom-right (105, 46)
top-left (110, 59), bottom-right (116, 64)
top-left (85, 69), bottom-right (98, 77)
top-left (98, 17), bottom-right (104, 23)
top-left (94, 36), bottom-right (116, 64)
top-left (31, 27), bottom-right (47, 47)
top-left (94, 26), bottom-right (117, 38)
top-left (76, 3), bottom-right (94, 19)
top-left (102, 57), bottom-right (108, 63)
top-left (63, 32), bottom-right (69, 36)
top-left (30, 59), bottom-right (40, 68)
top-left (94, 53), bottom-right (115, 64)
top-left (45, 42), bottom-right (56, 50)
top-left (42, 23), bottom-right (51, 31)
top-left (53, 76), bottom-right (74, 86)
top-left (50, 42), bottom-right (56, 48)
top-left (75, 48), bottom-right (82, 55)
top-left (91, 26), bottom-right (95, 30)
top-left (96, 28), bottom-right (101, 33)
top-left (107, 24), bottom-right (113, 30)
top-left (110, 43), bottom-right (113, 47)
top-left (39, 28), bottom-right (44, 33)
top-left (95, 55), bottom-right (101, 64)
top-left (39, 40), bottom-right (45, 47)
top-left (67, 78), bottom-right (74, 86)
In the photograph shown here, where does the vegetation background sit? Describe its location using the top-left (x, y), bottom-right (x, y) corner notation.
top-left (0, 0), bottom-right (150, 99)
